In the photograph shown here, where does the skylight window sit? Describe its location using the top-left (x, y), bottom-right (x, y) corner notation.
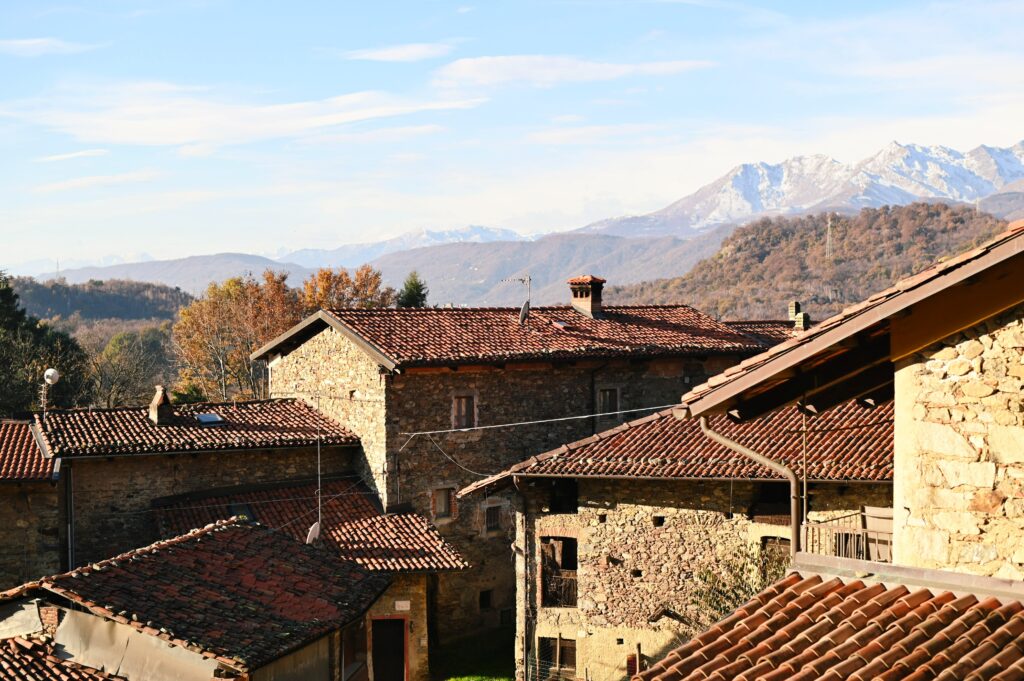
top-left (195, 413), bottom-right (226, 425)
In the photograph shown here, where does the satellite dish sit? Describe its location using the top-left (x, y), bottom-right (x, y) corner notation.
top-left (305, 521), bottom-right (321, 545)
top-left (518, 300), bottom-right (530, 325)
top-left (44, 368), bottom-right (60, 385)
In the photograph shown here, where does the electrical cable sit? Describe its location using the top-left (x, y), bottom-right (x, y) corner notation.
top-left (400, 403), bottom-right (679, 436)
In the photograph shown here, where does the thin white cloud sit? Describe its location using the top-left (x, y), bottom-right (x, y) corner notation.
top-left (0, 38), bottom-right (99, 57)
top-left (526, 124), bottom-right (662, 145)
top-left (345, 42), bottom-right (454, 62)
top-left (3, 82), bottom-right (484, 147)
top-left (34, 169), bottom-right (159, 194)
top-left (34, 148), bottom-right (109, 162)
top-left (306, 124), bottom-right (446, 145)
top-left (434, 55), bottom-right (713, 87)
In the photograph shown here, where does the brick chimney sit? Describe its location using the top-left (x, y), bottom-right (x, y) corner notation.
top-left (788, 301), bottom-right (811, 332)
top-left (568, 275), bottom-right (606, 319)
top-left (148, 385), bottom-right (174, 425)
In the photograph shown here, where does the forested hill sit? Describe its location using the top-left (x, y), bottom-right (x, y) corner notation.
top-left (606, 203), bottom-right (1008, 320)
top-left (11, 277), bottom-right (193, 322)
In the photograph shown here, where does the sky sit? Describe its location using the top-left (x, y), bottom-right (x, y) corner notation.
top-left (2, 0), bottom-right (1023, 271)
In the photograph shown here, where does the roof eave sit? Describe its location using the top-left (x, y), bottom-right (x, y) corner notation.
top-left (250, 310), bottom-right (399, 371)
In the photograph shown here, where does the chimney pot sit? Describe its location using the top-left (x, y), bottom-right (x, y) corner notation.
top-left (148, 386), bottom-right (174, 425)
top-left (568, 275), bottom-right (606, 319)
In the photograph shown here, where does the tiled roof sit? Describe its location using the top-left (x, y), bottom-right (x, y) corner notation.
top-left (0, 636), bottom-right (124, 680)
top-left (460, 399), bottom-right (892, 496)
top-left (34, 398), bottom-right (358, 458)
top-left (636, 571), bottom-right (1024, 681)
top-left (253, 305), bottom-right (768, 368)
top-left (3, 519), bottom-right (389, 672)
top-left (0, 421), bottom-right (52, 482)
top-left (154, 478), bottom-right (468, 573)
top-left (679, 219), bottom-right (1024, 417)
top-left (724, 320), bottom-right (796, 345)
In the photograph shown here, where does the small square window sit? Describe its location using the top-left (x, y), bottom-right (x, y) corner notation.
top-left (479, 589), bottom-right (493, 610)
top-left (597, 388), bottom-right (619, 420)
top-left (485, 505), bottom-right (502, 532)
top-left (453, 395), bottom-right (476, 429)
top-left (653, 515), bottom-right (666, 527)
top-left (433, 488), bottom-right (455, 519)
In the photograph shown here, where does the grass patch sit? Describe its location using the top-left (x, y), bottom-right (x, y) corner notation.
top-left (432, 626), bottom-right (515, 681)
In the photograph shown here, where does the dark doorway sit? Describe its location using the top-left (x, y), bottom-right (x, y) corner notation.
top-left (372, 619), bottom-right (406, 681)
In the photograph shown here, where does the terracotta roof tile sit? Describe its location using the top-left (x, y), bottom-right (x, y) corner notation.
top-left (0, 421), bottom-right (52, 482)
top-left (636, 572), bottom-right (1024, 681)
top-left (318, 305), bottom-right (766, 368)
top-left (153, 478), bottom-right (467, 573)
top-left (34, 398), bottom-right (358, 458)
top-left (724, 320), bottom-right (797, 345)
top-left (3, 519), bottom-right (389, 672)
top-left (679, 219), bottom-right (1024, 414)
top-left (461, 398), bottom-right (891, 496)
top-left (0, 636), bottom-right (124, 680)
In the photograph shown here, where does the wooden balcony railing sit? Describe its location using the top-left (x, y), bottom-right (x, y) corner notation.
top-left (802, 507), bottom-right (893, 563)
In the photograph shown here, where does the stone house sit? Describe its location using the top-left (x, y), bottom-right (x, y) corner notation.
top-left (0, 420), bottom-right (60, 586)
top-left (252, 275), bottom-right (781, 639)
top-left (0, 518), bottom-right (390, 681)
top-left (459, 398), bottom-right (893, 681)
top-left (28, 391), bottom-right (361, 570)
top-left (634, 219), bottom-right (1024, 679)
top-left (152, 477), bottom-right (469, 681)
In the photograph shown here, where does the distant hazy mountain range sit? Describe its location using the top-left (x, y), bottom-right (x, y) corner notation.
top-left (26, 139), bottom-right (1024, 305)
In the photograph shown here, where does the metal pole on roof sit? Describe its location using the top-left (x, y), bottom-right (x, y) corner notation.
top-left (306, 391), bottom-right (323, 545)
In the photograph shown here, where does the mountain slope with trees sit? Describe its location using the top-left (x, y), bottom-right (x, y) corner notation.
top-left (606, 203), bottom-right (1008, 320)
top-left (12, 278), bottom-right (193, 323)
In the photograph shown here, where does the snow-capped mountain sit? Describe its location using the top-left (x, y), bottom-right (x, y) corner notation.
top-left (280, 225), bottom-right (528, 268)
top-left (581, 140), bottom-right (1024, 237)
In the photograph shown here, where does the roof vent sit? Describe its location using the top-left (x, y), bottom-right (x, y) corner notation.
top-left (568, 275), bottom-right (606, 319)
top-left (195, 413), bottom-right (226, 426)
top-left (148, 386), bottom-right (174, 426)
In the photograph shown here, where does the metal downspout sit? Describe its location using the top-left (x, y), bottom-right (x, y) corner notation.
top-left (699, 416), bottom-right (801, 557)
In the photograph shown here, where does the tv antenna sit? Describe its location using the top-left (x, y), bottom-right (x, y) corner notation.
top-left (501, 274), bottom-right (532, 325)
top-left (306, 391), bottom-right (323, 545)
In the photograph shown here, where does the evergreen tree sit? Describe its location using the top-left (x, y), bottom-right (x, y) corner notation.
top-left (397, 271), bottom-right (429, 308)
top-left (0, 272), bottom-right (93, 416)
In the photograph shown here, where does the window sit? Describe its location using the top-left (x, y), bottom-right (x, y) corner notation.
top-left (548, 479), bottom-right (578, 514)
top-left (540, 537), bottom-right (578, 607)
top-left (749, 482), bottom-right (791, 525)
top-left (433, 488), bottom-right (455, 520)
top-left (485, 505), bottom-right (502, 532)
top-left (537, 637), bottom-right (576, 679)
top-left (453, 395), bottom-right (476, 429)
top-left (597, 387), bottom-right (619, 420)
top-left (479, 589), bottom-right (493, 610)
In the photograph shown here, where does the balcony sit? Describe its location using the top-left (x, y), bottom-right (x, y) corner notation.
top-left (802, 507), bottom-right (893, 563)
top-left (541, 570), bottom-right (577, 608)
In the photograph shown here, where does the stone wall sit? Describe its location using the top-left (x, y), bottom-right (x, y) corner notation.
top-left (0, 482), bottom-right (61, 588)
top-left (515, 478), bottom-right (891, 681)
top-left (366, 574), bottom-right (431, 681)
top-left (269, 328), bottom-right (390, 501)
top-left (67, 445), bottom-right (357, 566)
top-left (391, 357), bottom-right (738, 642)
top-left (894, 301), bottom-right (1024, 578)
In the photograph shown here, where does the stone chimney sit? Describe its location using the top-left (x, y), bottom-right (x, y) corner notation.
top-left (148, 385), bottom-right (174, 425)
top-left (568, 275), bottom-right (606, 319)
top-left (788, 301), bottom-right (811, 332)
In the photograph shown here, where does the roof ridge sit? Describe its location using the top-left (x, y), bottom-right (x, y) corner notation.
top-left (32, 397), bottom-right (297, 417)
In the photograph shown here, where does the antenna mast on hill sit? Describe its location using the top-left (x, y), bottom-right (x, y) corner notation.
top-left (825, 213), bottom-right (834, 262)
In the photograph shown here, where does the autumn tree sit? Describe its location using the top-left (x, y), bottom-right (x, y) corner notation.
top-left (300, 265), bottom-right (395, 313)
top-left (88, 325), bottom-right (172, 408)
top-left (172, 271), bottom-right (302, 401)
top-left (397, 271), bottom-right (429, 308)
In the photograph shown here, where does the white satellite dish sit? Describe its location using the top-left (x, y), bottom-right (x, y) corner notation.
top-left (44, 368), bottom-right (60, 385)
top-left (305, 521), bottom-right (321, 545)
top-left (518, 300), bottom-right (530, 325)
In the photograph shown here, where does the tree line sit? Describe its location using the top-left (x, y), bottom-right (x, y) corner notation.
top-left (0, 266), bottom-right (428, 416)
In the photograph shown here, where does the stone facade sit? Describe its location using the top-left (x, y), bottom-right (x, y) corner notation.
top-left (366, 574), bottom-right (432, 681)
top-left (66, 445), bottom-right (357, 566)
top-left (270, 323), bottom-right (743, 641)
top-left (515, 478), bottom-right (892, 681)
top-left (894, 301), bottom-right (1024, 578)
top-left (0, 482), bottom-right (61, 587)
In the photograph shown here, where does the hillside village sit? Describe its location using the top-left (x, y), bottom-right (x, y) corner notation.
top-left (2, 215), bottom-right (1024, 680)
